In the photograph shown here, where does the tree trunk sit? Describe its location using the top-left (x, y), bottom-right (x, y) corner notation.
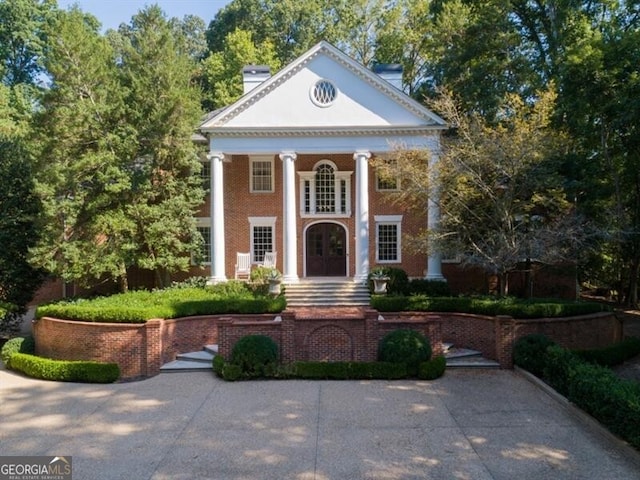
top-left (499, 272), bottom-right (509, 297)
top-left (627, 256), bottom-right (640, 309)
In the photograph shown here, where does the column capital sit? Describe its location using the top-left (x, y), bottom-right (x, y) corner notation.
top-left (353, 150), bottom-right (371, 161)
top-left (279, 151), bottom-right (297, 161)
top-left (206, 151), bottom-right (225, 161)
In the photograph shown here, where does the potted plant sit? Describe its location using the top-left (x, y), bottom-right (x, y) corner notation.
top-left (370, 268), bottom-right (390, 294)
top-left (267, 269), bottom-right (282, 295)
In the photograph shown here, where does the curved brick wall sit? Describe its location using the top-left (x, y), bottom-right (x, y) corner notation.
top-left (33, 310), bottom-right (621, 381)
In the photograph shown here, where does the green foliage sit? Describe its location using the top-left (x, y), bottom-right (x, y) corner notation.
top-left (368, 267), bottom-right (408, 295)
top-left (9, 353), bottom-right (120, 383)
top-left (378, 329), bottom-right (432, 376)
top-left (1, 335), bottom-right (35, 368)
top-left (221, 362), bottom-right (242, 381)
top-left (230, 335), bottom-right (279, 378)
top-left (527, 342), bottom-right (640, 449)
top-left (542, 345), bottom-right (582, 397)
top-left (293, 361), bottom-right (407, 380)
top-left (418, 356), bottom-right (446, 380)
top-left (212, 354), bottom-right (225, 377)
top-left (35, 285), bottom-right (286, 323)
top-left (513, 334), bottom-right (557, 377)
top-left (567, 362), bottom-right (640, 448)
top-left (574, 337), bottom-right (640, 367)
top-left (371, 295), bottom-right (610, 318)
top-left (408, 279), bottom-right (452, 296)
top-left (0, 143), bottom-right (44, 321)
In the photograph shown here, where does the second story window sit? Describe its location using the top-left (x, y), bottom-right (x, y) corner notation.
top-left (250, 155), bottom-right (274, 193)
top-left (299, 160), bottom-right (352, 217)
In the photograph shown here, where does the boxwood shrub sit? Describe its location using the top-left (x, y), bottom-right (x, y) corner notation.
top-left (1, 335), bottom-right (35, 368)
top-left (9, 353), bottom-right (120, 383)
top-left (371, 295), bottom-right (610, 318)
top-left (230, 335), bottom-right (279, 378)
top-left (574, 337), bottom-right (640, 367)
top-left (513, 334), bottom-right (557, 378)
top-left (378, 329), bottom-right (432, 376)
top-left (35, 285), bottom-right (286, 323)
top-left (418, 355), bottom-right (446, 380)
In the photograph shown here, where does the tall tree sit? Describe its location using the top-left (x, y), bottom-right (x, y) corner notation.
top-left (30, 7), bottom-right (135, 290)
top-left (202, 28), bottom-right (280, 109)
top-left (116, 5), bottom-right (205, 289)
top-left (558, 8), bottom-right (640, 305)
top-left (0, 0), bottom-right (55, 86)
top-left (377, 89), bottom-right (582, 296)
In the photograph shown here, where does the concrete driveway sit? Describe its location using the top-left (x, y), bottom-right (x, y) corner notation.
top-left (1, 365), bottom-right (639, 480)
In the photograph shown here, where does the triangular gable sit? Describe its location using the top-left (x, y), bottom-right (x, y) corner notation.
top-left (199, 41), bottom-right (446, 133)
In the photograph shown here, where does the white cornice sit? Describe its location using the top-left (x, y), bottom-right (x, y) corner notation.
top-left (203, 125), bottom-right (445, 138)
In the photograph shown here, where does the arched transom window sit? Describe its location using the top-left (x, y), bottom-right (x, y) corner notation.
top-left (299, 161), bottom-right (353, 217)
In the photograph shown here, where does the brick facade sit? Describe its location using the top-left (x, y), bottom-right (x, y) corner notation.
top-left (33, 310), bottom-right (620, 380)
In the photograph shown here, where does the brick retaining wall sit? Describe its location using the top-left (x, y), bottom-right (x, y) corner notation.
top-left (33, 310), bottom-right (620, 380)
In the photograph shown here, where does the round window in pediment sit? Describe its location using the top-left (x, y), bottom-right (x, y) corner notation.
top-left (311, 79), bottom-right (337, 107)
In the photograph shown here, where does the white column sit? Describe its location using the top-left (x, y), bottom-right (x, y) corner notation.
top-left (208, 151), bottom-right (227, 283)
top-left (354, 150), bottom-right (371, 282)
top-left (426, 148), bottom-right (446, 281)
top-left (280, 152), bottom-right (299, 283)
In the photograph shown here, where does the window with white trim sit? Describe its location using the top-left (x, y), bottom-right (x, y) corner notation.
top-left (250, 155), bottom-right (274, 193)
top-left (298, 160), bottom-right (352, 217)
top-left (375, 215), bottom-right (402, 263)
top-left (193, 218), bottom-right (211, 265)
top-left (249, 217), bottom-right (276, 264)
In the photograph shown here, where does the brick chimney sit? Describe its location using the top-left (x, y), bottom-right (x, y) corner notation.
top-left (242, 65), bottom-right (271, 94)
top-left (372, 63), bottom-right (403, 91)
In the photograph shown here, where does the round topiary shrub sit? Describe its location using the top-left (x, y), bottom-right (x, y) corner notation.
top-left (230, 334), bottom-right (279, 378)
top-left (378, 329), bottom-right (432, 376)
top-left (513, 334), bottom-right (556, 378)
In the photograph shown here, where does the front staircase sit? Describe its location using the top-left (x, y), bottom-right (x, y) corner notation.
top-left (285, 280), bottom-right (370, 307)
top-left (443, 343), bottom-right (500, 368)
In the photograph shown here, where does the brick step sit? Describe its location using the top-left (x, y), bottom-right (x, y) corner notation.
top-left (160, 345), bottom-right (217, 373)
top-left (285, 281), bottom-right (370, 307)
top-left (444, 345), bottom-right (500, 369)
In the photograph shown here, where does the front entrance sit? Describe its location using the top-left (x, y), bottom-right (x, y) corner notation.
top-left (306, 223), bottom-right (347, 276)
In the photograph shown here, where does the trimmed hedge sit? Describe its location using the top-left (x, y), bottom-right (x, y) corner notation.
top-left (517, 342), bottom-right (640, 449)
top-left (371, 295), bottom-right (610, 318)
top-left (9, 353), bottom-right (120, 383)
top-left (513, 334), bottom-right (557, 377)
top-left (35, 285), bottom-right (286, 323)
top-left (418, 355), bottom-right (446, 380)
top-left (408, 279), bottom-right (452, 296)
top-left (213, 357), bottom-right (448, 381)
top-left (574, 337), bottom-right (640, 367)
top-left (1, 335), bottom-right (35, 368)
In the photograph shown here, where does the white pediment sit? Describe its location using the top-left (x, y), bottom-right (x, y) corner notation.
top-left (200, 41), bottom-right (445, 133)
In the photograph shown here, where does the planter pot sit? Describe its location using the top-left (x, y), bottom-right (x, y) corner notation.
top-left (268, 280), bottom-right (282, 295)
top-left (372, 277), bottom-right (390, 294)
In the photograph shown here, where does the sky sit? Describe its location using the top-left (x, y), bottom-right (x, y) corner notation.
top-left (57, 0), bottom-right (232, 31)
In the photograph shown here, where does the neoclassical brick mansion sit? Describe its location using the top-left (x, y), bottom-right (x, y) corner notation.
top-left (193, 41), bottom-right (447, 284)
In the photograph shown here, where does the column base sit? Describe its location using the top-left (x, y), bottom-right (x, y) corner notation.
top-left (425, 273), bottom-right (447, 281)
top-left (283, 274), bottom-right (300, 284)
